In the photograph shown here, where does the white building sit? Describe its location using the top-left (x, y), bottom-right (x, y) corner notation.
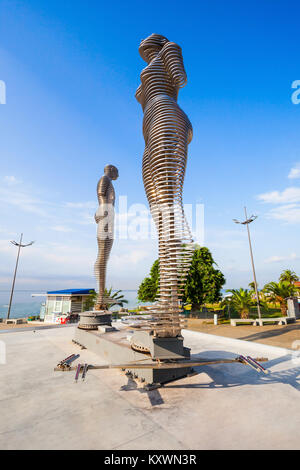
top-left (43, 288), bottom-right (95, 323)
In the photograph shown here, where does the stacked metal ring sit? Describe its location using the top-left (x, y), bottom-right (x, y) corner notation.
top-left (136, 34), bottom-right (195, 338)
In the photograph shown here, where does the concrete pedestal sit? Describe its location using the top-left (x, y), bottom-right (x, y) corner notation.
top-left (130, 330), bottom-right (190, 359)
top-left (78, 310), bottom-right (112, 330)
top-left (74, 326), bottom-right (191, 385)
top-left (287, 297), bottom-right (300, 319)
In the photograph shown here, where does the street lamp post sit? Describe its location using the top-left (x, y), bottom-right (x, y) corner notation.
top-left (7, 233), bottom-right (34, 320)
top-left (233, 207), bottom-right (262, 321)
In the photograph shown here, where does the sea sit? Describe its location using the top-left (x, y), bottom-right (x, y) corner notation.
top-left (0, 290), bottom-right (143, 319)
top-left (0, 289), bottom-right (229, 319)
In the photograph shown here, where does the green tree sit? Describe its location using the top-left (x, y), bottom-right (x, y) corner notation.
top-left (83, 290), bottom-right (97, 311)
top-left (226, 288), bottom-right (254, 319)
top-left (137, 248), bottom-right (226, 309)
top-left (263, 281), bottom-right (297, 315)
top-left (182, 247), bottom-right (226, 308)
top-left (137, 260), bottom-right (159, 302)
top-left (279, 269), bottom-right (299, 284)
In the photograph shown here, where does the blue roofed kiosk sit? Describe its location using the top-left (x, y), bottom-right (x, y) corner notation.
top-left (44, 289), bottom-right (95, 323)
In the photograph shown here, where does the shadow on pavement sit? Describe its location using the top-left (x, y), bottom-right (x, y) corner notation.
top-left (162, 351), bottom-right (300, 392)
top-left (238, 323), bottom-right (300, 343)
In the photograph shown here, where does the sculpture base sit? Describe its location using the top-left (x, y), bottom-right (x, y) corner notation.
top-left (74, 325), bottom-right (191, 385)
top-left (130, 330), bottom-right (190, 360)
top-left (78, 310), bottom-right (112, 330)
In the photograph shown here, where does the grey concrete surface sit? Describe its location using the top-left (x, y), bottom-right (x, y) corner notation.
top-left (0, 325), bottom-right (299, 450)
top-left (0, 323), bottom-right (75, 334)
top-left (74, 327), bottom-right (191, 384)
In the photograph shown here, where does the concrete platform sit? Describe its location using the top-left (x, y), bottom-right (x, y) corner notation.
top-left (74, 326), bottom-right (191, 384)
top-left (0, 325), bottom-right (300, 449)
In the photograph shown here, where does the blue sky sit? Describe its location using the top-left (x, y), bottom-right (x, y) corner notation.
top-left (0, 0), bottom-right (300, 292)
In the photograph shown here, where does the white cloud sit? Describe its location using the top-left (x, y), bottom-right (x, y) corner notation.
top-left (110, 249), bottom-right (150, 268)
top-left (50, 225), bottom-right (73, 232)
top-left (3, 175), bottom-right (20, 185)
top-left (65, 201), bottom-right (96, 209)
top-left (288, 163), bottom-right (300, 180)
top-left (257, 187), bottom-right (300, 204)
top-left (76, 213), bottom-right (94, 225)
top-left (0, 227), bottom-right (15, 235)
top-left (264, 253), bottom-right (299, 263)
top-left (0, 180), bottom-right (95, 224)
top-left (267, 204), bottom-right (300, 223)
top-left (0, 239), bottom-right (15, 254)
top-left (0, 186), bottom-right (48, 216)
top-left (16, 241), bottom-right (95, 277)
top-left (257, 186), bottom-right (300, 224)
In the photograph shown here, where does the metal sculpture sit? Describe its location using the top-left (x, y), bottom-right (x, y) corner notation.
top-left (94, 165), bottom-right (119, 310)
top-left (136, 34), bottom-right (194, 338)
top-left (72, 38), bottom-right (270, 388)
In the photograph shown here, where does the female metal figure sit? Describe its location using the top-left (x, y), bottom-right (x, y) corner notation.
top-left (136, 34), bottom-right (194, 337)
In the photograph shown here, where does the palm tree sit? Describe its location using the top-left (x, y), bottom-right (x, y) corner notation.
top-left (83, 288), bottom-right (128, 311)
top-left (248, 281), bottom-right (256, 291)
top-left (263, 281), bottom-right (297, 316)
top-left (279, 269), bottom-right (299, 284)
top-left (104, 287), bottom-right (128, 308)
top-left (226, 288), bottom-right (254, 319)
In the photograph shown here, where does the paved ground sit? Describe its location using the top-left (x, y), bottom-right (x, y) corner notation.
top-left (0, 323), bottom-right (75, 333)
top-left (0, 322), bottom-right (36, 330)
top-left (187, 318), bottom-right (300, 350)
top-left (0, 325), bottom-right (300, 450)
top-left (2, 318), bottom-right (299, 350)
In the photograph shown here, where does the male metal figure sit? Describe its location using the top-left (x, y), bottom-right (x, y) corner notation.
top-left (94, 164), bottom-right (119, 310)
